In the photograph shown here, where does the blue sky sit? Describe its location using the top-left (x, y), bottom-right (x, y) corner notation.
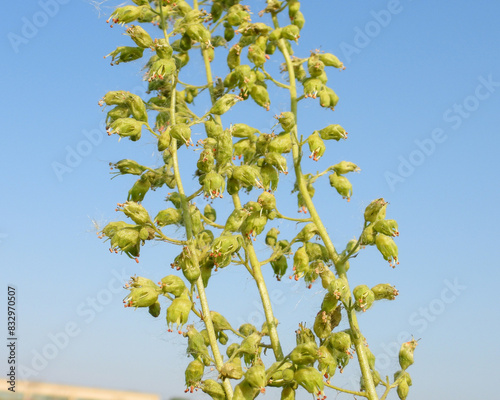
top-left (1, 0), bottom-right (499, 399)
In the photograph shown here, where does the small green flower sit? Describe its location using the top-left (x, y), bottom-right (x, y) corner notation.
top-left (107, 118), bottom-right (144, 141)
top-left (399, 338), bottom-right (418, 370)
top-left (318, 124), bottom-right (348, 141)
top-left (126, 25), bottom-right (153, 48)
top-left (105, 46), bottom-right (144, 65)
top-left (166, 290), bottom-right (192, 333)
top-left (375, 233), bottom-right (399, 267)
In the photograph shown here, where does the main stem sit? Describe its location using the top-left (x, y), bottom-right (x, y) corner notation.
top-left (272, 13), bottom-right (379, 400)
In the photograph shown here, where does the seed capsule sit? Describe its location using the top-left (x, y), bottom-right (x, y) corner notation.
top-left (271, 255), bottom-right (288, 281)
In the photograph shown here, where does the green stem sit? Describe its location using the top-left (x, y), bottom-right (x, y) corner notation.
top-left (231, 192), bottom-right (284, 361)
top-left (324, 382), bottom-right (368, 397)
top-left (168, 75), bottom-right (233, 399)
top-left (271, 12), bottom-right (379, 400)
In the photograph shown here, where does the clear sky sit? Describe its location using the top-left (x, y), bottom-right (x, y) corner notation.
top-left (1, 1), bottom-right (499, 399)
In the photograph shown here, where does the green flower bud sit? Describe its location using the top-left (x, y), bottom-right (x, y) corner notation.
top-left (233, 138), bottom-right (257, 162)
top-left (230, 123), bottom-right (259, 138)
top-left (307, 54), bottom-right (324, 78)
top-left (333, 161), bottom-right (360, 175)
top-left (269, 132), bottom-right (292, 154)
top-left (154, 38), bottom-right (173, 59)
top-left (266, 42), bottom-right (276, 55)
top-left (290, 342), bottom-right (318, 366)
top-left (264, 152), bottom-right (288, 174)
top-left (372, 219), bottom-right (399, 237)
top-left (238, 331), bottom-right (262, 355)
top-left (110, 226), bottom-right (141, 258)
top-left (294, 367), bottom-right (324, 397)
top-left (267, 361), bottom-right (294, 387)
top-left (271, 255), bottom-right (288, 281)
top-left (105, 46), bottom-right (144, 66)
top-left (105, 105), bottom-right (131, 126)
top-left (327, 277), bottom-right (350, 304)
top-left (281, 24), bottom-right (300, 41)
top-left (375, 234), bottom-right (399, 267)
top-left (364, 198), bottom-right (388, 223)
top-left (319, 52), bottom-right (345, 69)
top-left (276, 112), bottom-right (295, 132)
top-left (288, 0), bottom-right (300, 17)
top-left (232, 380), bottom-right (259, 400)
top-left (371, 283), bottom-right (399, 300)
top-left (329, 172), bottom-right (352, 201)
top-left (157, 127), bottom-right (171, 152)
top-left (327, 330), bottom-right (352, 355)
top-left (227, 44), bottom-right (241, 70)
top-left (257, 191), bottom-right (276, 210)
top-left (111, 159), bottom-right (146, 176)
top-left (185, 325), bottom-right (211, 363)
top-left (260, 163), bottom-right (279, 191)
top-left (353, 285), bottom-right (375, 312)
top-left (232, 165), bottom-right (264, 188)
top-left (235, 325), bottom-right (256, 339)
top-left (318, 124), bottom-right (348, 141)
top-left (155, 208), bottom-right (182, 227)
top-left (302, 78), bottom-right (323, 98)
top-left (224, 23), bottom-right (235, 41)
top-left (292, 245), bottom-right (309, 279)
top-left (224, 208), bottom-right (250, 232)
top-left (201, 379), bottom-right (226, 400)
top-left (185, 359), bottom-right (204, 391)
top-left (210, 311), bottom-right (233, 332)
top-left (197, 149), bottom-right (215, 173)
top-left (166, 192), bottom-right (182, 208)
top-left (247, 44), bottom-right (267, 67)
top-left (296, 223), bottom-right (319, 242)
top-left (265, 227), bottom-right (280, 247)
top-left (397, 378), bottom-right (409, 400)
top-left (320, 292), bottom-right (338, 313)
top-left (124, 286), bottom-right (159, 308)
top-left (295, 323), bottom-right (316, 345)
top-left (126, 275), bottom-right (158, 289)
top-left (160, 275), bottom-right (186, 297)
top-left (210, 94), bottom-right (241, 115)
top-left (319, 267), bottom-right (336, 289)
top-left (241, 213), bottom-right (268, 239)
top-left (128, 175), bottom-right (151, 202)
top-left (146, 58), bottom-right (177, 81)
top-left (307, 131), bottom-right (326, 161)
top-left (119, 201), bottom-right (151, 225)
top-left (169, 123), bottom-right (192, 146)
top-left (318, 345), bottom-right (337, 379)
top-left (107, 5), bottom-right (141, 26)
top-left (399, 338), bottom-right (418, 370)
top-left (203, 204), bottom-right (217, 223)
top-left (204, 117), bottom-right (222, 138)
top-left (148, 301), bottom-right (161, 318)
top-left (314, 304), bottom-right (341, 338)
top-left (107, 118), bottom-right (144, 141)
top-left (245, 364), bottom-right (266, 390)
top-left (360, 224), bottom-right (376, 246)
top-left (186, 23), bottom-right (211, 44)
top-left (291, 10), bottom-right (305, 29)
top-left (202, 171), bottom-right (225, 199)
top-left (126, 25), bottom-right (153, 48)
top-left (166, 291), bottom-right (192, 332)
top-left (221, 356), bottom-right (244, 380)
top-left (250, 84), bottom-right (271, 110)
top-left (318, 87), bottom-right (338, 110)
